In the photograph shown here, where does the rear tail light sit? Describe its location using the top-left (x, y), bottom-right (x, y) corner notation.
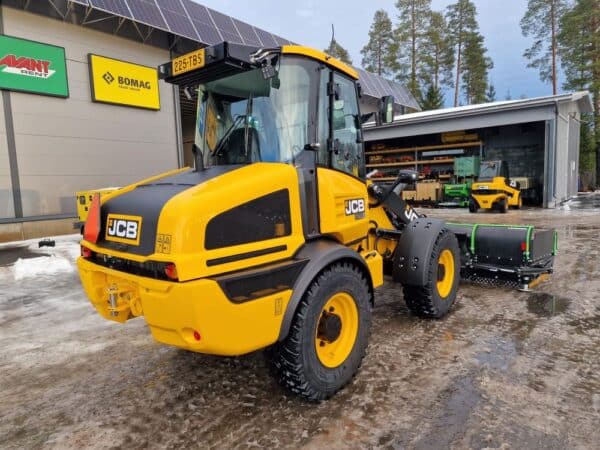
top-left (83, 193), bottom-right (101, 244)
top-left (81, 245), bottom-right (92, 258)
top-left (520, 242), bottom-right (527, 252)
top-left (164, 263), bottom-right (178, 280)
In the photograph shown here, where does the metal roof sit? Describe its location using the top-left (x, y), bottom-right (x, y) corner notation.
top-left (365, 92), bottom-right (593, 141)
top-left (59, 0), bottom-right (419, 110)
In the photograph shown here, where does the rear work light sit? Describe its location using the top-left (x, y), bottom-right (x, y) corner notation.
top-left (81, 245), bottom-right (92, 258)
top-left (164, 263), bottom-right (178, 280)
top-left (83, 193), bottom-right (101, 244)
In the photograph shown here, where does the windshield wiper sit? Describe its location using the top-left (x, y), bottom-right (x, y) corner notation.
top-left (212, 114), bottom-right (245, 156)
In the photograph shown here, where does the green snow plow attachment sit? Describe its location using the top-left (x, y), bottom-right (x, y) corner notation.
top-left (447, 223), bottom-right (557, 290)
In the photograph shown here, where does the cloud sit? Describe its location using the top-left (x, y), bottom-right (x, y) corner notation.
top-left (295, 8), bottom-right (315, 18)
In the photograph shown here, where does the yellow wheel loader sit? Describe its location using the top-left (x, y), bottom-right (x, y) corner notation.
top-left (469, 160), bottom-right (522, 213)
top-left (78, 43), bottom-right (461, 401)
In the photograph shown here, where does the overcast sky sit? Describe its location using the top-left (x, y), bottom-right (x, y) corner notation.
top-left (196, 0), bottom-right (561, 106)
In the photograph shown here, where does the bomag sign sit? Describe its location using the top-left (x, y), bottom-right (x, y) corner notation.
top-left (89, 54), bottom-right (160, 110)
top-left (0, 35), bottom-right (68, 97)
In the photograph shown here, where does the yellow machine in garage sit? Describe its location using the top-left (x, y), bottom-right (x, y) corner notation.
top-left (78, 43), bottom-right (461, 401)
top-left (470, 160), bottom-right (522, 213)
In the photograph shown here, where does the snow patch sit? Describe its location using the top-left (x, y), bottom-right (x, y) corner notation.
top-left (13, 255), bottom-right (74, 280)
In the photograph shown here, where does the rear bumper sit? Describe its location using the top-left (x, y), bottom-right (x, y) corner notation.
top-left (471, 194), bottom-right (505, 209)
top-left (77, 257), bottom-right (291, 356)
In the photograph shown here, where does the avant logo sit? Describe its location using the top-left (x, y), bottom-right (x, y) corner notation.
top-left (105, 215), bottom-right (141, 245)
top-left (102, 71), bottom-right (115, 84)
top-left (345, 198), bottom-right (365, 216)
top-left (0, 54), bottom-right (55, 79)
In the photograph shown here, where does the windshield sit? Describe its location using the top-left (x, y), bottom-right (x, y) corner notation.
top-left (479, 162), bottom-right (500, 181)
top-left (194, 57), bottom-right (311, 166)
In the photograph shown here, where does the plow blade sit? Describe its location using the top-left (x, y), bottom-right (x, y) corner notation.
top-left (446, 223), bottom-right (557, 290)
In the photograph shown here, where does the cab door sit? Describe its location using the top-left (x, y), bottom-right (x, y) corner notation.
top-left (316, 70), bottom-right (369, 246)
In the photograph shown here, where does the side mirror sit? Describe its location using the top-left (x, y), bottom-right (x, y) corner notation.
top-left (378, 95), bottom-right (394, 124)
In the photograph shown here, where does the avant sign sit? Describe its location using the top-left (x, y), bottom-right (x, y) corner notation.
top-left (89, 54), bottom-right (160, 110)
top-left (0, 35), bottom-right (68, 97)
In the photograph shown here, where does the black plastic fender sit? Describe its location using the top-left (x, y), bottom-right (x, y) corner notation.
top-left (277, 239), bottom-right (373, 341)
top-left (392, 218), bottom-right (447, 286)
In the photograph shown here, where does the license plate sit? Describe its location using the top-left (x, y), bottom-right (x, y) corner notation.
top-left (172, 49), bottom-right (205, 76)
top-left (478, 185), bottom-right (489, 190)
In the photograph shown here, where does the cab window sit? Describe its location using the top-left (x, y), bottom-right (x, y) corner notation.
top-left (317, 71), bottom-right (363, 177)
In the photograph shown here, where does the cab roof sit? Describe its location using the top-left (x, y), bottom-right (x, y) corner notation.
top-left (281, 46), bottom-right (358, 79)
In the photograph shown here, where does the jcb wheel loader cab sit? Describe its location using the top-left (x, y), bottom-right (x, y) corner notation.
top-left (78, 42), bottom-right (459, 401)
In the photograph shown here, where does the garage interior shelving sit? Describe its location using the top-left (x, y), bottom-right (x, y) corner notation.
top-left (365, 141), bottom-right (483, 182)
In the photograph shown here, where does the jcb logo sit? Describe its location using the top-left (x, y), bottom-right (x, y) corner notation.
top-left (105, 214), bottom-right (142, 245)
top-left (345, 198), bottom-right (365, 216)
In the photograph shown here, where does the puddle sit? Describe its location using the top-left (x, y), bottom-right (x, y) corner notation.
top-left (0, 246), bottom-right (50, 267)
top-left (527, 293), bottom-right (570, 317)
top-left (475, 337), bottom-right (517, 371)
top-left (413, 372), bottom-right (481, 450)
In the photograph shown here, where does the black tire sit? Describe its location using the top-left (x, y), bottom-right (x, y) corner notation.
top-left (499, 198), bottom-right (508, 213)
top-left (403, 229), bottom-right (460, 319)
top-left (468, 199), bottom-right (478, 213)
top-left (515, 194), bottom-right (522, 209)
top-left (269, 262), bottom-right (372, 401)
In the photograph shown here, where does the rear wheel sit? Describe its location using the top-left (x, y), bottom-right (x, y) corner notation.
top-left (468, 199), bottom-right (478, 213)
top-left (499, 198), bottom-right (508, 213)
top-left (403, 229), bottom-right (460, 318)
top-left (270, 262), bottom-right (371, 401)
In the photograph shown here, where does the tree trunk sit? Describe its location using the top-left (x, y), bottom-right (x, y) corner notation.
top-left (454, 40), bottom-right (461, 107)
top-left (551, 0), bottom-right (558, 95)
top-left (411, 1), bottom-right (417, 93)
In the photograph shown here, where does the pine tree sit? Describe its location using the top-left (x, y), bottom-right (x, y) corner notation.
top-left (420, 84), bottom-right (445, 110)
top-left (521, 0), bottom-right (569, 95)
top-left (324, 37), bottom-right (353, 65)
top-left (361, 10), bottom-right (395, 76)
top-left (461, 32), bottom-right (493, 104)
top-left (394, 0), bottom-right (432, 97)
top-left (446, 0), bottom-right (479, 106)
top-left (485, 83), bottom-right (497, 102)
top-left (559, 0), bottom-right (600, 179)
top-left (419, 11), bottom-right (455, 91)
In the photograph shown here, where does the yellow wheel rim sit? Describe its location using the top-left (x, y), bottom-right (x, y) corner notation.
top-left (436, 249), bottom-right (455, 299)
top-left (315, 292), bottom-right (359, 368)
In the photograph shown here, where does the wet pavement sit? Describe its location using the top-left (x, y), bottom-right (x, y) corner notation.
top-left (1, 195), bottom-right (599, 449)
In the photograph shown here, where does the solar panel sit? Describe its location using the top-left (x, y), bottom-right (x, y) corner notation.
top-left (254, 28), bottom-right (278, 47)
top-left (191, 20), bottom-right (222, 44)
top-left (206, 8), bottom-right (238, 36)
top-left (89, 0), bottom-right (132, 18)
top-left (271, 34), bottom-right (290, 46)
top-left (232, 18), bottom-right (261, 47)
top-left (160, 8), bottom-right (198, 41)
top-left (181, 0), bottom-right (222, 45)
top-left (127, 0), bottom-right (168, 31)
top-left (158, 0), bottom-right (185, 15)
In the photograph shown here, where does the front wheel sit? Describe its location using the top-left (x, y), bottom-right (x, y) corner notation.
top-left (468, 199), bottom-right (478, 213)
top-left (403, 229), bottom-right (460, 318)
top-left (270, 262), bottom-right (372, 401)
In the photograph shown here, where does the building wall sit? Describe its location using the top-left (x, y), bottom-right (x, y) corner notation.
top-left (0, 7), bottom-right (179, 221)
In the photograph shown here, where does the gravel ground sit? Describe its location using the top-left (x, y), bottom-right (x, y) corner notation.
top-left (1, 195), bottom-right (599, 449)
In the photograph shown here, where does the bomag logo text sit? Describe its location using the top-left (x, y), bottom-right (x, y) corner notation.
top-left (105, 215), bottom-right (142, 245)
top-left (0, 54), bottom-right (55, 79)
top-left (117, 75), bottom-right (151, 90)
